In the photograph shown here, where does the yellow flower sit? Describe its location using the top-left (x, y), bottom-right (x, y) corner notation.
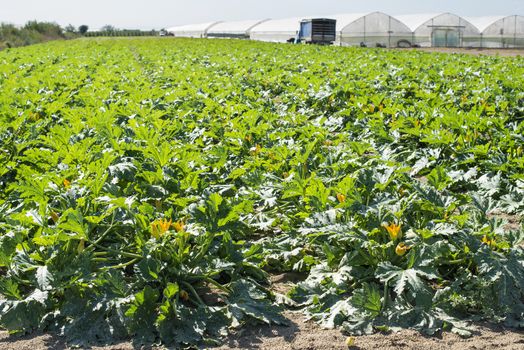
top-left (77, 239), bottom-right (85, 254)
top-left (151, 218), bottom-right (172, 239)
top-left (50, 211), bottom-right (60, 223)
top-left (395, 243), bottom-right (410, 256)
top-left (250, 144), bottom-right (262, 155)
top-left (481, 235), bottom-right (496, 248)
top-left (346, 336), bottom-right (355, 347)
top-left (63, 179), bottom-right (71, 188)
top-left (337, 193), bottom-right (346, 203)
top-left (384, 223), bottom-right (402, 241)
top-left (173, 220), bottom-right (185, 233)
top-left (180, 290), bottom-right (189, 301)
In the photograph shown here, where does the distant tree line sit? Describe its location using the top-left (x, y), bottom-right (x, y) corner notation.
top-left (0, 21), bottom-right (158, 50)
top-left (85, 25), bottom-right (157, 37)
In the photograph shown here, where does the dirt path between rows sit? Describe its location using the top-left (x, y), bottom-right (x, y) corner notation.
top-left (1, 310), bottom-right (523, 350)
top-left (1, 274), bottom-right (524, 349)
top-left (1, 273), bottom-right (523, 349)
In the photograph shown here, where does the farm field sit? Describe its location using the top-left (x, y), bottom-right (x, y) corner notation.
top-left (0, 38), bottom-right (523, 348)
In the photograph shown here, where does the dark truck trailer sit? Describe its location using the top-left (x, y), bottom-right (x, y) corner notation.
top-left (298, 18), bottom-right (337, 44)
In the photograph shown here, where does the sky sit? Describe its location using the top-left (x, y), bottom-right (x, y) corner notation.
top-left (2, 0), bottom-right (524, 30)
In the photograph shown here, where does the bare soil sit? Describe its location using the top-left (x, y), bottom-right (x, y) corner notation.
top-left (488, 212), bottom-right (522, 231)
top-left (1, 310), bottom-right (523, 350)
top-left (1, 276), bottom-right (523, 349)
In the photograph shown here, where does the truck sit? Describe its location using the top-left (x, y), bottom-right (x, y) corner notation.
top-left (296, 18), bottom-right (337, 45)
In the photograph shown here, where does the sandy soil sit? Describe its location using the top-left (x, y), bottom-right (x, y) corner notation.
top-left (1, 310), bottom-right (523, 350)
top-left (489, 213), bottom-right (522, 232)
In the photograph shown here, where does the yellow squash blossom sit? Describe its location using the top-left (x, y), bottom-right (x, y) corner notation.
top-left (481, 235), bottom-right (496, 248)
top-left (151, 218), bottom-right (172, 239)
top-left (180, 290), bottom-right (189, 301)
top-left (173, 220), bottom-right (185, 233)
top-left (395, 243), bottom-right (410, 256)
top-left (384, 223), bottom-right (402, 241)
top-left (77, 239), bottom-right (85, 254)
top-left (346, 336), bottom-right (355, 347)
top-left (50, 211), bottom-right (60, 223)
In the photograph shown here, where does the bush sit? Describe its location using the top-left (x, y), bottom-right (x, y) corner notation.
top-left (0, 21), bottom-right (67, 49)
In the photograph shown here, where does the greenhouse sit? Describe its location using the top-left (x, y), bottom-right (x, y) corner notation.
top-left (466, 15), bottom-right (524, 48)
top-left (332, 12), bottom-right (412, 48)
top-left (395, 13), bottom-right (480, 47)
top-left (167, 21), bottom-right (222, 38)
top-left (167, 12), bottom-right (524, 48)
top-left (207, 19), bottom-right (270, 39)
top-left (249, 17), bottom-right (303, 42)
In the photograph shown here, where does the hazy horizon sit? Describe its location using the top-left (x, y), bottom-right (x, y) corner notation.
top-left (3, 0), bottom-right (524, 30)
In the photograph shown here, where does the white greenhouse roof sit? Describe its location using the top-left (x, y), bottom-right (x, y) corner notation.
top-left (463, 16), bottom-right (507, 32)
top-left (167, 21), bottom-right (222, 34)
top-left (393, 13), bottom-right (445, 32)
top-left (250, 17), bottom-right (303, 34)
top-left (329, 13), bottom-right (371, 31)
top-left (207, 19), bottom-right (270, 34)
top-left (329, 12), bottom-right (412, 34)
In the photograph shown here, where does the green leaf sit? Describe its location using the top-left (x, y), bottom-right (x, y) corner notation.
top-left (427, 166), bottom-right (451, 191)
top-left (0, 289), bottom-right (49, 333)
top-left (35, 265), bottom-right (54, 291)
top-left (0, 278), bottom-right (22, 300)
top-left (125, 286), bottom-right (160, 344)
top-left (58, 209), bottom-right (88, 239)
top-left (228, 280), bottom-right (287, 326)
top-left (376, 262), bottom-right (438, 307)
top-left (351, 283), bottom-right (382, 317)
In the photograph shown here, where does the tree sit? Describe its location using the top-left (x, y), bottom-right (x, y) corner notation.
top-left (24, 21), bottom-right (63, 36)
top-left (65, 24), bottom-right (77, 33)
top-left (78, 25), bottom-right (89, 35)
top-left (101, 25), bottom-right (115, 33)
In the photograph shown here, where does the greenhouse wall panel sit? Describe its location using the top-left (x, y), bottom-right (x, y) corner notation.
top-left (479, 15), bottom-right (524, 48)
top-left (395, 13), bottom-right (480, 48)
top-left (334, 12), bottom-right (412, 48)
top-left (167, 22), bottom-right (222, 38)
top-left (249, 17), bottom-right (303, 42)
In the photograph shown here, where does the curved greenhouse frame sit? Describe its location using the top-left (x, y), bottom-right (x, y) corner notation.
top-left (167, 21), bottom-right (222, 38)
top-left (472, 15), bottom-right (524, 48)
top-left (333, 12), bottom-right (412, 48)
top-left (395, 13), bottom-right (480, 47)
top-left (207, 19), bottom-right (270, 39)
top-left (249, 17), bottom-right (303, 43)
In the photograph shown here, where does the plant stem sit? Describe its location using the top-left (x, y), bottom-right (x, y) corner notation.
top-left (181, 281), bottom-right (205, 306)
top-left (85, 214), bottom-right (115, 253)
top-left (203, 277), bottom-right (231, 293)
top-left (90, 241), bottom-right (142, 259)
top-left (382, 280), bottom-right (389, 311)
top-left (100, 258), bottom-right (139, 270)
